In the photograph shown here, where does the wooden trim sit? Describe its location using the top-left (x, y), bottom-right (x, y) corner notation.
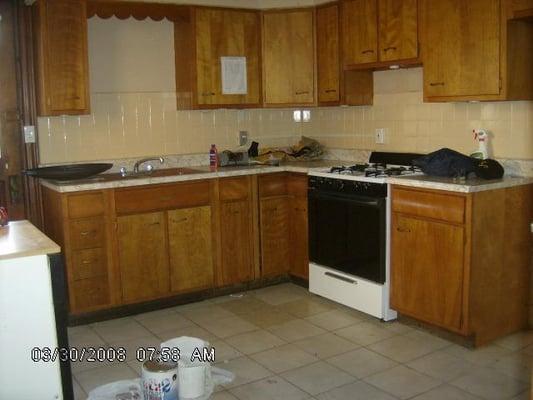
top-left (250, 174), bottom-right (261, 280)
top-left (87, 0), bottom-right (190, 22)
top-left (344, 57), bottom-right (422, 71)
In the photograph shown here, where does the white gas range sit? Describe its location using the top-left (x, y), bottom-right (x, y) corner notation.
top-left (307, 152), bottom-right (423, 321)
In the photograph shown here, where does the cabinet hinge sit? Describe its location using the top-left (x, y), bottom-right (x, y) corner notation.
top-left (499, 77), bottom-right (502, 91)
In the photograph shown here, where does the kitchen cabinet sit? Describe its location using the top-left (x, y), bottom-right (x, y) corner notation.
top-left (421, 0), bottom-right (533, 101)
top-left (341, 0), bottom-right (378, 66)
top-left (217, 177), bottom-right (256, 286)
top-left (378, 0), bottom-right (418, 62)
top-left (42, 188), bottom-right (113, 314)
top-left (168, 206), bottom-right (214, 293)
top-left (117, 212), bottom-right (169, 303)
top-left (287, 174), bottom-right (309, 280)
top-left (317, 3), bottom-right (340, 105)
top-left (262, 9), bottom-right (316, 106)
top-left (392, 215), bottom-right (465, 331)
top-left (33, 0), bottom-right (90, 116)
top-left (175, 7), bottom-right (262, 109)
top-left (258, 174), bottom-right (290, 277)
top-left (114, 180), bottom-right (214, 304)
top-left (341, 0), bottom-right (419, 69)
top-left (391, 185), bottom-right (533, 345)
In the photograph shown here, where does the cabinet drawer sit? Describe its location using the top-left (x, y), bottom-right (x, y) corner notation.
top-left (392, 187), bottom-right (466, 224)
top-left (258, 173), bottom-right (287, 198)
top-left (69, 218), bottom-right (105, 249)
top-left (114, 181), bottom-right (210, 214)
top-left (71, 248), bottom-right (107, 280)
top-left (219, 177), bottom-right (250, 201)
top-left (71, 277), bottom-right (110, 311)
top-left (287, 173), bottom-right (308, 197)
top-left (68, 192), bottom-right (105, 218)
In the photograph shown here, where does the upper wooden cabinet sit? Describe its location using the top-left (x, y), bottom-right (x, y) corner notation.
top-left (262, 9), bottom-right (316, 106)
top-left (341, 0), bottom-right (378, 66)
top-left (341, 0), bottom-right (419, 69)
top-left (378, 0), bottom-right (419, 62)
top-left (33, 0), bottom-right (90, 116)
top-left (175, 7), bottom-right (262, 109)
top-left (317, 3), bottom-right (341, 105)
top-left (421, 0), bottom-right (533, 101)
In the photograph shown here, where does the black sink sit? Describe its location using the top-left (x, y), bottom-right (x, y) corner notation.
top-left (24, 163), bottom-right (113, 181)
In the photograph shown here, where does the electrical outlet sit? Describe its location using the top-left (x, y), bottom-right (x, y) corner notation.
top-left (238, 131), bottom-right (248, 146)
top-left (375, 128), bottom-right (386, 144)
top-left (24, 125), bottom-right (36, 144)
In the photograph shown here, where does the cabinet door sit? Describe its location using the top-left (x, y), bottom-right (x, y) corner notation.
top-left (378, 0), bottom-right (418, 62)
top-left (35, 0), bottom-right (89, 115)
top-left (263, 9), bottom-right (315, 105)
top-left (341, 0), bottom-right (378, 66)
top-left (260, 197), bottom-right (290, 277)
top-left (219, 200), bottom-right (254, 285)
top-left (391, 214), bottom-right (465, 331)
top-left (422, 0), bottom-right (500, 98)
top-left (195, 8), bottom-right (261, 106)
top-left (117, 212), bottom-right (169, 303)
top-left (168, 206), bottom-right (214, 293)
top-left (317, 3), bottom-right (340, 104)
top-left (290, 196), bottom-right (309, 279)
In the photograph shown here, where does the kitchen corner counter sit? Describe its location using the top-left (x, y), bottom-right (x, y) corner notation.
top-left (388, 174), bottom-right (533, 193)
top-left (0, 220), bottom-right (60, 260)
top-left (39, 160), bottom-right (342, 193)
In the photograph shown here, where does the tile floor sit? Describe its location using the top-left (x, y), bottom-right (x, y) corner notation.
top-left (69, 283), bottom-right (532, 400)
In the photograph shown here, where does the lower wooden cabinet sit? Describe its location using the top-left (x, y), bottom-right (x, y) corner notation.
top-left (168, 206), bottom-right (214, 293)
top-left (289, 196), bottom-right (309, 279)
top-left (392, 214), bottom-right (465, 331)
top-left (391, 184), bottom-right (533, 345)
top-left (288, 174), bottom-right (309, 280)
top-left (42, 173), bottom-right (310, 316)
top-left (219, 200), bottom-right (255, 285)
top-left (117, 212), bottom-right (169, 303)
top-left (260, 196), bottom-right (290, 277)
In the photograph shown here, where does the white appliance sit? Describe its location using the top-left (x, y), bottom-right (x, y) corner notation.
top-left (0, 222), bottom-right (68, 400)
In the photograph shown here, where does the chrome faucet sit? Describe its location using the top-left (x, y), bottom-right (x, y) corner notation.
top-left (133, 156), bottom-right (164, 173)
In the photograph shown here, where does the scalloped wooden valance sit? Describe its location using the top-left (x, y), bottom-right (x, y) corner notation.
top-left (86, 1), bottom-right (191, 22)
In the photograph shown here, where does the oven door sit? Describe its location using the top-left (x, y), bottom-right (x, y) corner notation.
top-left (308, 190), bottom-right (386, 283)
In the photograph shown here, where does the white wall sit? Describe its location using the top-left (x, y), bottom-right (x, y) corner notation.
top-left (88, 18), bottom-right (176, 93)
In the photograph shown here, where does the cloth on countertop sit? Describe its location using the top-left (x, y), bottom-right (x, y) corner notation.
top-left (253, 136), bottom-right (324, 162)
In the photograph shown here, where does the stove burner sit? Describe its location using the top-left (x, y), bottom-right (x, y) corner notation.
top-left (329, 163), bottom-right (421, 177)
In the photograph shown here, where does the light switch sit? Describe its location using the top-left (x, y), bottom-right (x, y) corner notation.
top-left (24, 126), bottom-right (36, 143)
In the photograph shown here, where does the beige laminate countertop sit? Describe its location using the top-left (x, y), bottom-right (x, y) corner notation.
top-left (0, 220), bottom-right (60, 261)
top-left (39, 160), bottom-right (533, 194)
top-left (39, 160), bottom-right (341, 193)
top-left (388, 174), bottom-right (533, 193)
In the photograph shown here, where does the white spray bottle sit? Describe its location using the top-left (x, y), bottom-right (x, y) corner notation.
top-left (470, 129), bottom-right (490, 160)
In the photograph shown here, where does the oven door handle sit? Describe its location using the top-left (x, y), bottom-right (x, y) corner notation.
top-left (308, 191), bottom-right (384, 207)
top-left (325, 271), bottom-right (358, 284)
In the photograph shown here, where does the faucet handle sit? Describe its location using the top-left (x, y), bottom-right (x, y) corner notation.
top-left (120, 167), bottom-right (127, 177)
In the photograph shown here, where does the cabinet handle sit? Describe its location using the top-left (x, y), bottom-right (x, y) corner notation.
top-left (171, 217), bottom-right (188, 223)
top-left (294, 207), bottom-right (306, 212)
top-left (295, 91), bottom-right (309, 95)
top-left (230, 210), bottom-right (241, 215)
top-left (201, 92), bottom-right (215, 96)
top-left (429, 82), bottom-right (445, 86)
top-left (81, 260), bottom-right (93, 265)
top-left (396, 227), bottom-right (411, 233)
top-left (383, 46), bottom-right (397, 52)
top-left (325, 271), bottom-right (357, 284)
top-left (361, 49), bottom-right (375, 54)
top-left (147, 222), bottom-right (161, 226)
top-left (80, 230), bottom-right (95, 236)
top-left (325, 89), bottom-right (337, 93)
